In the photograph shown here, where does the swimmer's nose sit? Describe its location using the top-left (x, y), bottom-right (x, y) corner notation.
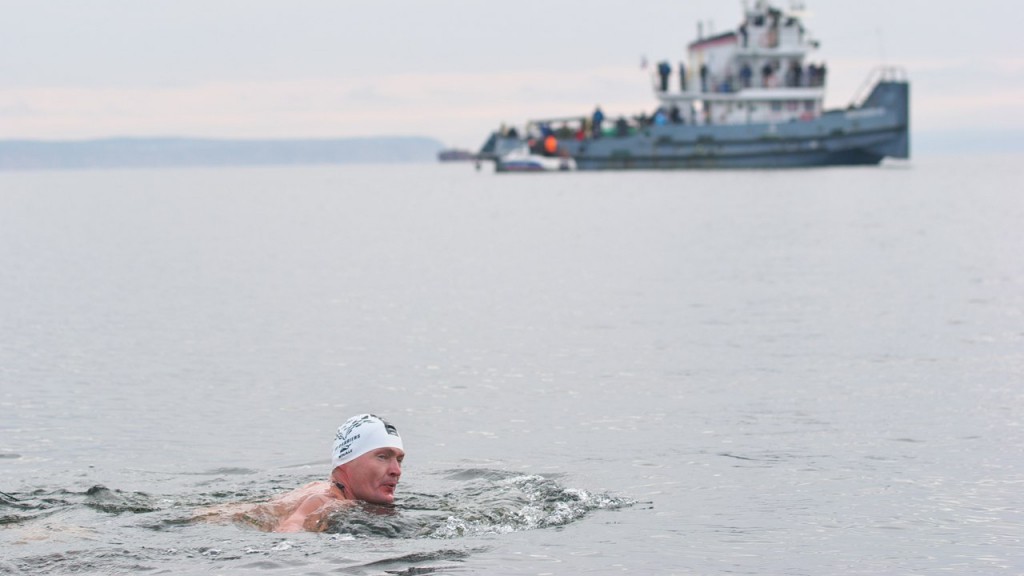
top-left (388, 459), bottom-right (402, 477)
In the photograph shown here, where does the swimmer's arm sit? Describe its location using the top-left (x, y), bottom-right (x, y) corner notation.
top-left (275, 495), bottom-right (331, 533)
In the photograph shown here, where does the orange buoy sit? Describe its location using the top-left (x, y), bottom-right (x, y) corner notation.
top-left (543, 134), bottom-right (558, 155)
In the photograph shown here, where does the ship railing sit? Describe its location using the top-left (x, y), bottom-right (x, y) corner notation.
top-left (848, 66), bottom-right (909, 108)
top-left (516, 116), bottom-right (591, 140)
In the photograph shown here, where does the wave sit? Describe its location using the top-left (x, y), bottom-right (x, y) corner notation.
top-left (326, 469), bottom-right (633, 538)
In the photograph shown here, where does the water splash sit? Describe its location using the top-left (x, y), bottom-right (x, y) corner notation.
top-left (1, 470), bottom-right (632, 542)
top-left (326, 469), bottom-right (633, 539)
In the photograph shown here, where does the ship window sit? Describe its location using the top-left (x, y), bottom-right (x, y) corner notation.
top-left (804, 100), bottom-right (816, 111)
top-left (787, 101), bottom-right (799, 111)
top-left (771, 101), bottom-right (782, 111)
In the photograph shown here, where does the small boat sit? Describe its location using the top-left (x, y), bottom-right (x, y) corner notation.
top-left (478, 1), bottom-right (909, 170)
top-left (437, 148), bottom-right (477, 162)
top-left (495, 143), bottom-right (577, 173)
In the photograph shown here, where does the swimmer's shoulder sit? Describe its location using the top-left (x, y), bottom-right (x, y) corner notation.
top-left (274, 489), bottom-right (351, 533)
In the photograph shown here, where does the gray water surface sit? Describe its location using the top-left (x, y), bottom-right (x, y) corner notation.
top-left (1, 156), bottom-right (1022, 574)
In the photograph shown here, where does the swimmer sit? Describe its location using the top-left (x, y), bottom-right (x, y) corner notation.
top-left (197, 414), bottom-right (404, 532)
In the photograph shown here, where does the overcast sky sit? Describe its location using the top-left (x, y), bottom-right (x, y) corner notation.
top-left (2, 0), bottom-right (1022, 149)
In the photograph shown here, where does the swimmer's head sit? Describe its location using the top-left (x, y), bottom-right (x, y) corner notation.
top-left (331, 414), bottom-right (403, 468)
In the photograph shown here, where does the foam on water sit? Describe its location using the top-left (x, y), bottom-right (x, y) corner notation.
top-left (0, 469), bottom-right (633, 574)
top-left (328, 469), bottom-right (633, 539)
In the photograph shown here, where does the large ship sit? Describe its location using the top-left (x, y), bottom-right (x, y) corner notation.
top-left (478, 1), bottom-right (909, 171)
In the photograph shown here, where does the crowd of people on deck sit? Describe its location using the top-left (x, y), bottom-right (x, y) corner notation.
top-left (500, 55), bottom-right (828, 153)
top-left (492, 7), bottom-right (835, 156)
top-left (656, 59), bottom-right (827, 93)
top-left (649, 6), bottom-right (823, 95)
top-left (498, 102), bottom-right (702, 155)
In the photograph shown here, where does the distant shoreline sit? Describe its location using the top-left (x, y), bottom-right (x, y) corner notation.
top-left (0, 136), bottom-right (444, 170)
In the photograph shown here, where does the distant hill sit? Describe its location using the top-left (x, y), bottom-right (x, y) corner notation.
top-left (0, 136), bottom-right (444, 170)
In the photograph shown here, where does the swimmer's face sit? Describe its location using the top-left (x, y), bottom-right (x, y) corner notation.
top-left (335, 447), bottom-right (405, 505)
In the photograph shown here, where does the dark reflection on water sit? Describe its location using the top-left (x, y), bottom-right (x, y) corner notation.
top-left (1, 486), bottom-right (158, 529)
top-left (84, 485), bottom-right (160, 514)
top-left (352, 549), bottom-right (477, 575)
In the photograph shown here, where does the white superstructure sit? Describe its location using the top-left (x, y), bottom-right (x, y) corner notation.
top-left (654, 0), bottom-right (825, 126)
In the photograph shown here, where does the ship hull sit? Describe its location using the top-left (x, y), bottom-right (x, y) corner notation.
top-left (569, 126), bottom-right (903, 169)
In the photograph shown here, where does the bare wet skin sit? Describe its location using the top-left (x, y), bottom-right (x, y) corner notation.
top-left (193, 481), bottom-right (356, 532)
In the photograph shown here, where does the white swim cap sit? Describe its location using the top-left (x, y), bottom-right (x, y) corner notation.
top-left (331, 414), bottom-right (403, 468)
